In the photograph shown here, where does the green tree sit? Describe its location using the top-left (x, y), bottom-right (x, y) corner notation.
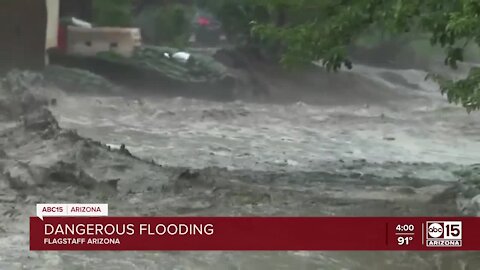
top-left (153, 4), bottom-right (192, 47)
top-left (208, 0), bottom-right (480, 112)
top-left (93, 0), bottom-right (133, 27)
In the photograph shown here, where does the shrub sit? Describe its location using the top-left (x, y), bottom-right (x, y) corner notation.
top-left (93, 0), bottom-right (133, 27)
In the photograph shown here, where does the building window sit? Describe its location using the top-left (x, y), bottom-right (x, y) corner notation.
top-left (110, 42), bottom-right (118, 49)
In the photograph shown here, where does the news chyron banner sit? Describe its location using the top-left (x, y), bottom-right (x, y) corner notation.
top-left (31, 204), bottom-right (480, 251)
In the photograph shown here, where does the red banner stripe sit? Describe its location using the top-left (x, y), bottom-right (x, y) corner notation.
top-left (30, 217), bottom-right (480, 251)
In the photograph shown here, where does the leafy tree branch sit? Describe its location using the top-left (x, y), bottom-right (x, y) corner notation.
top-left (207, 0), bottom-right (480, 111)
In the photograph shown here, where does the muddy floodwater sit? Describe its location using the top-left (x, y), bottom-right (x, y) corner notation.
top-left (53, 65), bottom-right (480, 169)
top-left (0, 64), bottom-right (479, 269)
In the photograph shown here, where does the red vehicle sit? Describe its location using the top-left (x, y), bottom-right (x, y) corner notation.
top-left (190, 9), bottom-right (226, 46)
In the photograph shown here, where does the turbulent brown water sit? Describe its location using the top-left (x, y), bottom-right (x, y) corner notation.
top-left (52, 64), bottom-right (480, 169)
top-left (0, 63), bottom-right (479, 270)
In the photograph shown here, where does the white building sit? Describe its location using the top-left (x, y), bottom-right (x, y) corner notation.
top-left (66, 26), bottom-right (142, 58)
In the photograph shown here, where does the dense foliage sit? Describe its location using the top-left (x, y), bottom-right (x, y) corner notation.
top-left (135, 4), bottom-right (192, 47)
top-left (92, 0), bottom-right (480, 111)
top-left (93, 0), bottom-right (133, 27)
top-left (203, 0), bottom-right (480, 111)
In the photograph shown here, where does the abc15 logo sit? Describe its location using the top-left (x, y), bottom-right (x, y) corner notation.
top-left (426, 221), bottom-right (462, 240)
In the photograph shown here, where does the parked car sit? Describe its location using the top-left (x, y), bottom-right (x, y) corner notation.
top-left (189, 9), bottom-right (226, 46)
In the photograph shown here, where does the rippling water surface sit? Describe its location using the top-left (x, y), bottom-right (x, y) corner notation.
top-left (52, 64), bottom-right (480, 169)
top-left (1, 64), bottom-right (480, 270)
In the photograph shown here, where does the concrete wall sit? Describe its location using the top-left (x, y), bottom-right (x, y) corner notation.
top-left (0, 0), bottom-right (47, 73)
top-left (67, 27), bottom-right (142, 57)
top-left (46, 0), bottom-right (60, 50)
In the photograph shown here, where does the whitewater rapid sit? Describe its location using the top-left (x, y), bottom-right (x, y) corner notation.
top-left (50, 64), bottom-right (480, 171)
top-left (1, 64), bottom-right (479, 270)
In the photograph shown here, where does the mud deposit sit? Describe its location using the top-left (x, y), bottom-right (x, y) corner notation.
top-left (0, 66), bottom-right (479, 270)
